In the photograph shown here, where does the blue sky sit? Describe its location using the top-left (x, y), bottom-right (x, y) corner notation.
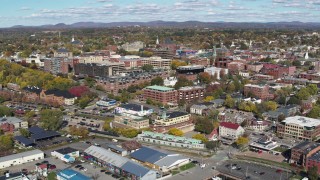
top-left (1, 0), bottom-right (320, 27)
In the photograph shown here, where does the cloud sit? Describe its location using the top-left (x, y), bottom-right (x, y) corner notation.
top-left (20, 7), bottom-right (31, 11)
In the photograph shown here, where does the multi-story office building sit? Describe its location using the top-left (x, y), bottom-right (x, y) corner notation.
top-left (141, 56), bottom-right (172, 69)
top-left (113, 113), bottom-right (149, 129)
top-left (142, 85), bottom-right (178, 104)
top-left (277, 116), bottom-right (320, 140)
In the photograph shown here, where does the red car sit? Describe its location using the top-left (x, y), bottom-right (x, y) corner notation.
top-left (276, 169), bottom-right (282, 173)
top-left (49, 165), bottom-right (56, 170)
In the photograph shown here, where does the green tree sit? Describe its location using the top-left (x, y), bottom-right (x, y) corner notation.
top-left (19, 128), bottom-right (30, 137)
top-left (226, 83), bottom-right (236, 93)
top-left (194, 117), bottom-right (214, 134)
top-left (262, 101), bottom-right (278, 111)
top-left (121, 128), bottom-right (139, 138)
top-left (168, 128), bottom-right (184, 136)
top-left (192, 134), bottom-right (208, 143)
top-left (296, 88), bottom-right (311, 100)
top-left (150, 76), bottom-right (164, 86)
top-left (0, 106), bottom-right (13, 117)
top-left (307, 105), bottom-right (320, 118)
top-left (205, 141), bottom-right (220, 151)
top-left (141, 64), bottom-right (154, 72)
top-left (308, 166), bottom-right (318, 180)
top-left (174, 77), bottom-right (193, 90)
top-left (0, 134), bottom-right (14, 150)
top-left (78, 96), bottom-right (91, 109)
top-left (238, 101), bottom-right (257, 113)
top-left (307, 84), bottom-right (318, 95)
top-left (287, 96), bottom-right (301, 105)
top-left (292, 60), bottom-right (301, 67)
top-left (224, 95), bottom-right (235, 108)
top-left (235, 136), bottom-right (249, 148)
top-left (84, 77), bottom-right (95, 88)
top-left (40, 109), bottom-right (63, 131)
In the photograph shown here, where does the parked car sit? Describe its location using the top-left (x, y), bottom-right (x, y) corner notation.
top-left (49, 165), bottom-right (56, 170)
top-left (276, 169), bottom-right (282, 173)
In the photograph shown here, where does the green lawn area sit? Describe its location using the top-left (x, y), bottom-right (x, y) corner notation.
top-left (273, 146), bottom-right (289, 153)
top-left (235, 155), bottom-right (293, 170)
top-left (48, 172), bottom-right (57, 180)
top-left (171, 163), bottom-right (196, 175)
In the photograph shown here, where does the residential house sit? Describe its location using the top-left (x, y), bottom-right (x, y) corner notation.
top-left (219, 122), bottom-right (245, 144)
top-left (40, 89), bottom-right (76, 106)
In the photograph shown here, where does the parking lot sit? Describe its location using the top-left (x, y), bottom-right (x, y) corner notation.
top-left (217, 160), bottom-right (294, 180)
top-left (71, 162), bottom-right (117, 180)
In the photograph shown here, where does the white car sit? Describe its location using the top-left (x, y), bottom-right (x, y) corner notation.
top-left (231, 166), bottom-right (237, 170)
top-left (80, 160), bottom-right (85, 163)
top-left (82, 168), bottom-right (87, 172)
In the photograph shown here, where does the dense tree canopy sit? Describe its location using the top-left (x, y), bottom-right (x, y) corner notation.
top-left (40, 109), bottom-right (63, 131)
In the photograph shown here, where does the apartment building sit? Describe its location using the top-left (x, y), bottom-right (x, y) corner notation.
top-left (44, 57), bottom-right (74, 74)
top-left (143, 85), bottom-right (178, 104)
top-left (277, 116), bottom-right (320, 141)
top-left (244, 84), bottom-right (274, 100)
top-left (178, 86), bottom-right (205, 103)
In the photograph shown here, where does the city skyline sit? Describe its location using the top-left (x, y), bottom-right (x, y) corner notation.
top-left (1, 0), bottom-right (320, 27)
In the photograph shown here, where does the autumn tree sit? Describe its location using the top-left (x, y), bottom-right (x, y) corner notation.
top-left (168, 128), bottom-right (184, 136)
top-left (296, 87), bottom-right (311, 100)
top-left (192, 134), bottom-right (208, 143)
top-left (205, 141), bottom-right (220, 151)
top-left (69, 126), bottom-right (89, 138)
top-left (203, 96), bottom-right (214, 102)
top-left (194, 117), bottom-right (214, 134)
top-left (235, 136), bottom-right (249, 148)
top-left (224, 95), bottom-right (235, 108)
top-left (69, 86), bottom-right (90, 97)
top-left (171, 60), bottom-right (187, 70)
top-left (198, 72), bottom-right (212, 84)
top-left (174, 77), bottom-right (193, 90)
top-left (238, 101), bottom-right (257, 113)
top-left (262, 101), bottom-right (278, 111)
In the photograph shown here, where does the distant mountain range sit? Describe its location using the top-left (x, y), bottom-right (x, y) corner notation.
top-left (8, 21), bottom-right (320, 29)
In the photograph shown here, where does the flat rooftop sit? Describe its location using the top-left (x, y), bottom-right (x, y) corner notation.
top-left (145, 85), bottom-right (175, 92)
top-left (282, 116), bottom-right (320, 127)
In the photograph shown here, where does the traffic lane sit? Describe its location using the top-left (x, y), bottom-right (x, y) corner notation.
top-left (217, 160), bottom-right (292, 180)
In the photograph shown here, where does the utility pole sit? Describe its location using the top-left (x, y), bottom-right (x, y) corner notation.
top-left (246, 166), bottom-right (248, 178)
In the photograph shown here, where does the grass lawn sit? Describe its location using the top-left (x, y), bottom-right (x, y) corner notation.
top-left (171, 163), bottom-right (196, 175)
top-left (48, 172), bottom-right (57, 180)
top-left (273, 146), bottom-right (289, 153)
top-left (235, 155), bottom-right (292, 169)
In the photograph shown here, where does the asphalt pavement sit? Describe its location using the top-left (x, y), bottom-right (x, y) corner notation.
top-left (217, 160), bottom-right (294, 180)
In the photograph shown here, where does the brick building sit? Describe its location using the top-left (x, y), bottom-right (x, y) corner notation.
top-left (247, 63), bottom-right (263, 73)
top-left (291, 141), bottom-right (320, 173)
top-left (277, 116), bottom-right (320, 141)
top-left (227, 60), bottom-right (246, 74)
top-left (244, 84), bottom-right (274, 100)
top-left (44, 57), bottom-right (73, 75)
top-left (142, 85), bottom-right (177, 104)
top-left (299, 72), bottom-right (320, 81)
top-left (40, 89), bottom-right (77, 106)
top-left (178, 86), bottom-right (205, 103)
top-left (261, 64), bottom-right (296, 79)
top-left (96, 71), bottom-right (169, 95)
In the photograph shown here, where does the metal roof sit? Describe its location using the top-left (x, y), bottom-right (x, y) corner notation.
top-left (14, 136), bottom-right (34, 146)
top-left (121, 161), bottom-right (150, 177)
top-left (145, 85), bottom-right (174, 92)
top-left (0, 149), bottom-right (43, 163)
top-left (154, 154), bottom-right (189, 168)
top-left (84, 145), bottom-right (128, 167)
top-left (130, 146), bottom-right (167, 163)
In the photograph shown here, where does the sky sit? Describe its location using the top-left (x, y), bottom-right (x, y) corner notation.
top-left (1, 0), bottom-right (320, 27)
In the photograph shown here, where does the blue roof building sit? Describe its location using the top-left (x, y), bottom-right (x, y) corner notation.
top-left (57, 169), bottom-right (91, 180)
